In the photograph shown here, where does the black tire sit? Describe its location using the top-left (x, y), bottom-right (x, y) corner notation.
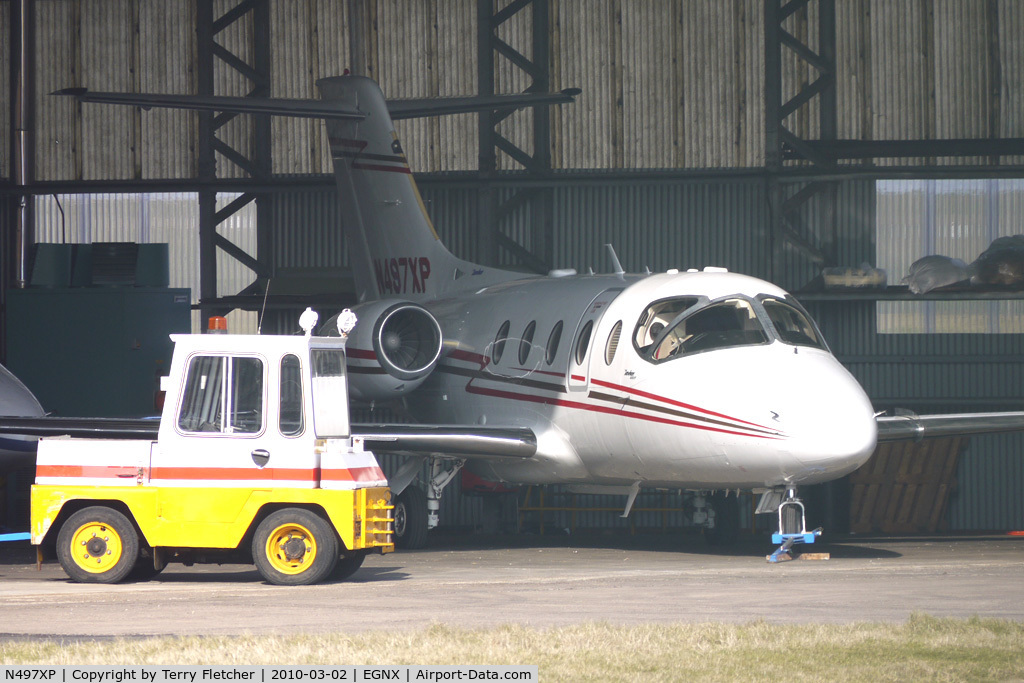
top-left (56, 506), bottom-right (140, 584)
top-left (252, 508), bottom-right (338, 586)
top-left (704, 492), bottom-right (740, 546)
top-left (128, 549), bottom-right (165, 581)
top-left (781, 503), bottom-right (803, 535)
top-left (393, 486), bottom-right (429, 550)
top-left (332, 551), bottom-right (368, 581)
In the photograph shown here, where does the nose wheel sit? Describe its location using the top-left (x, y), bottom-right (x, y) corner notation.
top-left (766, 489), bottom-right (823, 563)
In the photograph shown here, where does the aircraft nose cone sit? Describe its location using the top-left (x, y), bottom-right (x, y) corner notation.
top-left (771, 351), bottom-right (877, 482)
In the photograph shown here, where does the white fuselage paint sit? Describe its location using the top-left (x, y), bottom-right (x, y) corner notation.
top-left (409, 270), bottom-right (877, 490)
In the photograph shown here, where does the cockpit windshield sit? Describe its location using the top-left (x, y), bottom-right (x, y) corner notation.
top-left (761, 297), bottom-right (827, 350)
top-left (636, 297), bottom-right (768, 362)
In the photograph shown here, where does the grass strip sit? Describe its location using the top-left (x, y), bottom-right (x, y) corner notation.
top-left (2, 615), bottom-right (1023, 682)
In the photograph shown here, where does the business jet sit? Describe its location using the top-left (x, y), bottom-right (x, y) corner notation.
top-left (52, 76), bottom-right (1024, 551)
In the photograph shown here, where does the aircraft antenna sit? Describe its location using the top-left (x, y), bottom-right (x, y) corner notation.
top-left (605, 244), bottom-right (625, 276)
top-left (257, 279), bottom-right (271, 334)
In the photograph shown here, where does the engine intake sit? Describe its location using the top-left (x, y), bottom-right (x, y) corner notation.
top-left (372, 303), bottom-right (442, 380)
top-left (323, 300), bottom-right (443, 401)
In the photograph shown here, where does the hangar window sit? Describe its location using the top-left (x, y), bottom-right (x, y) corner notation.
top-left (642, 299), bottom-right (767, 362)
top-left (605, 320), bottom-right (622, 365)
top-left (876, 179), bottom-right (1024, 333)
top-left (546, 321), bottom-right (563, 365)
top-left (575, 320), bottom-right (594, 365)
top-left (492, 320), bottom-right (511, 364)
top-left (519, 321), bottom-right (536, 365)
top-left (177, 355), bottom-right (264, 435)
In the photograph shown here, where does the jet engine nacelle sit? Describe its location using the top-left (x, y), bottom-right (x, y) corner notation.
top-left (322, 300), bottom-right (443, 402)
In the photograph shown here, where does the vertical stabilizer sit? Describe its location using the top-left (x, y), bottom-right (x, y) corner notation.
top-left (318, 76), bottom-right (522, 302)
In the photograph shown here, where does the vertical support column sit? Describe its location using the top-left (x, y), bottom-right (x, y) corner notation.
top-left (764, 0), bottom-right (838, 288)
top-left (194, 0), bottom-right (273, 324)
top-left (5, 0), bottom-right (36, 358)
top-left (10, 0), bottom-right (35, 292)
top-left (476, 0), bottom-right (554, 273)
top-left (476, 0), bottom-right (498, 266)
top-left (764, 0), bottom-right (782, 282)
top-left (252, 0), bottom-right (273, 299)
top-left (196, 0), bottom-right (218, 324)
top-left (530, 0), bottom-right (553, 270)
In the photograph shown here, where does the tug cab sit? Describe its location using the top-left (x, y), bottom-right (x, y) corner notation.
top-left (31, 309), bottom-right (393, 585)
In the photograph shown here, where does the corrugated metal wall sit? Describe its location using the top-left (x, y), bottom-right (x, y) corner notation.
top-left (0, 4), bottom-right (10, 180)
top-left (10, 0), bottom-right (1024, 532)
top-left (32, 192), bottom-right (257, 333)
top-left (21, 177), bottom-right (1024, 532)
top-left (23, 0), bottom-right (1024, 179)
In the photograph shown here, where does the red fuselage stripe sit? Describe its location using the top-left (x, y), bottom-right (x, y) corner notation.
top-left (463, 383), bottom-right (777, 440)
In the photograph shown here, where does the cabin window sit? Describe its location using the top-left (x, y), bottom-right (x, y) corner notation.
top-left (177, 355), bottom-right (264, 434)
top-left (574, 320), bottom-right (594, 365)
top-left (605, 320), bottom-right (623, 365)
top-left (279, 354), bottom-right (304, 437)
top-left (546, 321), bottom-right (563, 365)
top-left (492, 320), bottom-right (511, 364)
top-left (519, 321), bottom-right (537, 365)
top-left (645, 298), bottom-right (767, 362)
top-left (761, 298), bottom-right (827, 350)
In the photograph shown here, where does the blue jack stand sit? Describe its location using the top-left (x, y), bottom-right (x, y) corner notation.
top-left (767, 528), bottom-right (822, 563)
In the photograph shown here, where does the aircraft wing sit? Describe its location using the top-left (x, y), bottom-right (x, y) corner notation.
top-left (876, 411), bottom-right (1024, 442)
top-left (0, 416), bottom-right (159, 439)
top-left (0, 417), bottom-right (537, 461)
top-left (352, 424), bottom-right (536, 460)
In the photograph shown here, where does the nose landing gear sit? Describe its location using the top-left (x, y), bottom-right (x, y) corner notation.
top-left (761, 487), bottom-right (823, 563)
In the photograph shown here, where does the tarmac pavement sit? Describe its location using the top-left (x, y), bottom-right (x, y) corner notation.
top-left (1, 532), bottom-right (1022, 638)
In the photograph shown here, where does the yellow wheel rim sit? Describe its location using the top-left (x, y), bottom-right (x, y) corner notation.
top-left (265, 523), bottom-right (317, 575)
top-left (69, 522), bottom-right (124, 574)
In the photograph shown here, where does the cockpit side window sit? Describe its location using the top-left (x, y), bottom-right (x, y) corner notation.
top-left (633, 297), bottom-right (699, 354)
top-left (642, 298), bottom-right (768, 362)
top-left (761, 298), bottom-right (827, 350)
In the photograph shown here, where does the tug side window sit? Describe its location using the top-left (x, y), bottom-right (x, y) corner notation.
top-left (178, 355), bottom-right (264, 434)
top-left (279, 354), bottom-right (304, 437)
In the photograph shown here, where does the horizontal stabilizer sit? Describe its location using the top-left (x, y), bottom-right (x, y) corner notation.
top-left (52, 89), bottom-right (365, 120)
top-left (387, 88), bottom-right (580, 119)
top-left (876, 411), bottom-right (1024, 442)
top-left (53, 87), bottom-right (580, 121)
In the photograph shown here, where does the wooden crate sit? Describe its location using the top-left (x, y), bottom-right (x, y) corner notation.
top-left (848, 437), bottom-right (967, 534)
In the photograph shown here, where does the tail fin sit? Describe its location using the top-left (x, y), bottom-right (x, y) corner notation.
top-left (318, 75), bottom-right (519, 303)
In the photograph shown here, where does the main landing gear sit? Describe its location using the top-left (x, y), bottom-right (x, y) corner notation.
top-left (389, 456), bottom-right (464, 549)
top-left (759, 487), bottom-right (823, 563)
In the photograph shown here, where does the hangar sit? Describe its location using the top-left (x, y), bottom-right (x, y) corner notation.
top-left (1, 0), bottom-right (1022, 538)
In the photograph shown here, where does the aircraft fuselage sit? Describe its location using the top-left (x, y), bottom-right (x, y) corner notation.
top-left (414, 269), bottom-right (878, 491)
